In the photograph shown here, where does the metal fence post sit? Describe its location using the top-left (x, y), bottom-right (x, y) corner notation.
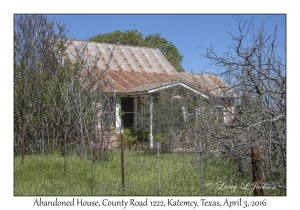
top-left (200, 141), bottom-right (204, 196)
top-left (157, 142), bottom-right (161, 196)
top-left (121, 130), bottom-right (125, 190)
top-left (22, 126), bottom-right (25, 164)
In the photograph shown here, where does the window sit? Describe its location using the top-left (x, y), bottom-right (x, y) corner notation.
top-left (95, 97), bottom-right (115, 130)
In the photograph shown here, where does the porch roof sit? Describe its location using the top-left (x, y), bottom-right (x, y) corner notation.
top-left (107, 70), bottom-right (236, 98)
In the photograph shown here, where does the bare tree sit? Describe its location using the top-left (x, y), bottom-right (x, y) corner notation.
top-left (199, 18), bottom-right (286, 177)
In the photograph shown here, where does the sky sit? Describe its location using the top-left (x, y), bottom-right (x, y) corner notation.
top-left (50, 14), bottom-right (286, 75)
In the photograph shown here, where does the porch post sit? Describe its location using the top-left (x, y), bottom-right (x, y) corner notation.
top-left (134, 96), bottom-right (137, 131)
top-left (115, 97), bottom-right (121, 131)
top-left (196, 100), bottom-right (200, 121)
top-left (182, 106), bottom-right (187, 122)
top-left (150, 95), bottom-right (153, 148)
top-left (195, 100), bottom-right (200, 148)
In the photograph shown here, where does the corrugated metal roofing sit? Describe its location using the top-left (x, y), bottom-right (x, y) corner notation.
top-left (65, 40), bottom-right (236, 97)
top-left (66, 40), bottom-right (177, 74)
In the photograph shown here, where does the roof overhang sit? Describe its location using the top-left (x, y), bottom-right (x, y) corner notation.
top-left (147, 81), bottom-right (209, 98)
top-left (120, 81), bottom-right (209, 98)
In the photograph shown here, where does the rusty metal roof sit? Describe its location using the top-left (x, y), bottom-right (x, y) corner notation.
top-left (65, 40), bottom-right (236, 97)
top-left (66, 40), bottom-right (178, 74)
top-left (180, 73), bottom-right (236, 97)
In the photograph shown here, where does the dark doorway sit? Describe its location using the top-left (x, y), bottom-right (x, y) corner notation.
top-left (121, 97), bottom-right (134, 128)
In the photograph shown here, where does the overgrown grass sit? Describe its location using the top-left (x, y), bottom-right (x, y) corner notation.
top-left (14, 151), bottom-right (286, 196)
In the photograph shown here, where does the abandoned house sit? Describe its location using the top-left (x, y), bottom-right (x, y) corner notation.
top-left (65, 40), bottom-right (237, 148)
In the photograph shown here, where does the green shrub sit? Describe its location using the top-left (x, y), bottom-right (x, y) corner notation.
top-left (120, 129), bottom-right (137, 149)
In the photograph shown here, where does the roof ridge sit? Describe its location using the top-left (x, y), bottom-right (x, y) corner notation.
top-left (70, 39), bottom-right (160, 51)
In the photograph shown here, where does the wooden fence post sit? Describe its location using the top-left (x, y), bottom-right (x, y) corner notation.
top-left (251, 146), bottom-right (264, 196)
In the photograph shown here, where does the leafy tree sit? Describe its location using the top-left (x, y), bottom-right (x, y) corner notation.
top-left (89, 30), bottom-right (185, 72)
top-left (89, 30), bottom-right (143, 46)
